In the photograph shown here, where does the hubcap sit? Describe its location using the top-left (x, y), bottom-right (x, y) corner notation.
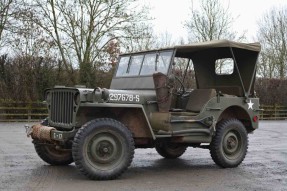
top-left (223, 131), bottom-right (241, 159)
top-left (86, 132), bottom-right (124, 170)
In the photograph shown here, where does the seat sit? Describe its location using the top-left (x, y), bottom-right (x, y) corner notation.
top-left (185, 89), bottom-right (216, 113)
top-left (215, 86), bottom-right (243, 97)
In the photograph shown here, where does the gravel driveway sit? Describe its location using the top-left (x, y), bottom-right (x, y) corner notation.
top-left (0, 121), bottom-right (286, 191)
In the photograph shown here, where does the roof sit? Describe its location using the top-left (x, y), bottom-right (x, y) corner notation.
top-left (120, 40), bottom-right (261, 56)
top-left (174, 40), bottom-right (261, 52)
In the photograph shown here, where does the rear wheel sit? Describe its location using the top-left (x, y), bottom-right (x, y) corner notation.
top-left (210, 119), bottom-right (248, 168)
top-left (155, 141), bottom-right (187, 159)
top-left (72, 118), bottom-right (135, 180)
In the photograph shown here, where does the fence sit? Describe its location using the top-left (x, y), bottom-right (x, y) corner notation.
top-left (259, 105), bottom-right (287, 120)
top-left (0, 102), bottom-right (48, 122)
top-left (0, 102), bottom-right (286, 122)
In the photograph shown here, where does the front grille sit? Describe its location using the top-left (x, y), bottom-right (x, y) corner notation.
top-left (49, 90), bottom-right (75, 125)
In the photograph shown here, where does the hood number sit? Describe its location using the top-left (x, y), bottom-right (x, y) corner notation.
top-left (109, 93), bottom-right (140, 102)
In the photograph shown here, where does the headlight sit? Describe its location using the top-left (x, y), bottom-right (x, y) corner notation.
top-left (74, 92), bottom-right (80, 105)
top-left (102, 88), bottom-right (109, 101)
top-left (93, 88), bottom-right (109, 102)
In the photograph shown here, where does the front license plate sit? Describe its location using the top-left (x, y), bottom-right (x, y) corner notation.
top-left (52, 131), bottom-right (64, 140)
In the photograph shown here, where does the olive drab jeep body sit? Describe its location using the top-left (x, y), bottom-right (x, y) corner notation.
top-left (25, 40), bottom-right (261, 180)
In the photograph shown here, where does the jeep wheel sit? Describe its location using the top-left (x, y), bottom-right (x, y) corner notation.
top-left (210, 119), bottom-right (248, 168)
top-left (155, 141), bottom-right (187, 159)
top-left (34, 143), bottom-right (73, 165)
top-left (72, 118), bottom-right (135, 180)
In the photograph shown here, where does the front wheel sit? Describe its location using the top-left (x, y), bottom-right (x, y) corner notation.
top-left (34, 143), bottom-right (73, 165)
top-left (72, 118), bottom-right (135, 180)
top-left (210, 119), bottom-right (248, 168)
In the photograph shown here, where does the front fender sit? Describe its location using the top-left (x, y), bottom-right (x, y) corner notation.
top-left (78, 103), bottom-right (156, 139)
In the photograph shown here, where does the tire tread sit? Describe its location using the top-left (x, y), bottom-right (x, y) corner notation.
top-left (34, 143), bottom-right (73, 165)
top-left (210, 118), bottom-right (248, 168)
top-left (72, 118), bottom-right (135, 180)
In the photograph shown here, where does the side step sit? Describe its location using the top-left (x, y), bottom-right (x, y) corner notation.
top-left (157, 128), bottom-right (210, 135)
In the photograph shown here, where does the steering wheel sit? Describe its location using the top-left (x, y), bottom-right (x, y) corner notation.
top-left (174, 76), bottom-right (186, 96)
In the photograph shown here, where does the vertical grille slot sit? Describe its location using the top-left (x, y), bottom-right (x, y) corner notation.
top-left (50, 90), bottom-right (75, 125)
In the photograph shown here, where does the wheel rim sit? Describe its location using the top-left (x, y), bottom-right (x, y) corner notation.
top-left (85, 131), bottom-right (124, 170)
top-left (222, 130), bottom-right (242, 160)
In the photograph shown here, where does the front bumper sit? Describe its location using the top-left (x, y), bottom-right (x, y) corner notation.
top-left (25, 124), bottom-right (76, 142)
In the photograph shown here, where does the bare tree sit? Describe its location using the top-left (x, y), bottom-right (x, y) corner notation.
top-left (10, 17), bottom-right (56, 58)
top-left (0, 0), bottom-right (15, 49)
top-left (30, 0), bottom-right (151, 87)
top-left (257, 7), bottom-right (287, 79)
top-left (121, 23), bottom-right (156, 52)
top-left (155, 31), bottom-right (177, 48)
top-left (184, 0), bottom-right (245, 74)
top-left (184, 0), bottom-right (244, 43)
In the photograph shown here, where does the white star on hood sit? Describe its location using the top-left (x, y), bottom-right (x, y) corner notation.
top-left (247, 100), bottom-right (254, 110)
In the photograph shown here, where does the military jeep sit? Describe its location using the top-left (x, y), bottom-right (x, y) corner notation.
top-left (26, 40), bottom-right (261, 180)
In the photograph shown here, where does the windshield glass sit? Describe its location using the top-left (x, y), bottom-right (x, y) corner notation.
top-left (140, 53), bottom-right (156, 75)
top-left (140, 50), bottom-right (173, 75)
top-left (115, 56), bottom-right (130, 76)
top-left (156, 51), bottom-right (173, 74)
top-left (115, 50), bottom-right (173, 77)
top-left (126, 55), bottom-right (144, 76)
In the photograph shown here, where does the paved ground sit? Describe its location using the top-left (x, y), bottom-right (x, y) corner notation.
top-left (0, 121), bottom-right (286, 191)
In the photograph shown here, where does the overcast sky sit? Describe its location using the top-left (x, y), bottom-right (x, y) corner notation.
top-left (143, 0), bottom-right (287, 42)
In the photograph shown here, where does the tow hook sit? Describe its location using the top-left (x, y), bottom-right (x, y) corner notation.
top-left (25, 125), bottom-right (33, 137)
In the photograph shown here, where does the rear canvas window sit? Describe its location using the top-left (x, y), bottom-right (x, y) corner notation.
top-left (215, 58), bottom-right (234, 75)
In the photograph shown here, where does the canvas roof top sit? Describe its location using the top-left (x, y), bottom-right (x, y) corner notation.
top-left (120, 39), bottom-right (261, 56)
top-left (174, 39), bottom-right (261, 53)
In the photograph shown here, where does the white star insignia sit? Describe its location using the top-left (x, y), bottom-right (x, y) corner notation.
top-left (247, 100), bottom-right (254, 110)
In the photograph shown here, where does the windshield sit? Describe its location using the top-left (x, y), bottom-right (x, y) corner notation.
top-left (115, 50), bottom-right (173, 77)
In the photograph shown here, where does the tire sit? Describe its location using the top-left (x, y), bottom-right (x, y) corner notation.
top-left (33, 118), bottom-right (73, 165)
top-left (34, 143), bottom-right (73, 165)
top-left (72, 118), bottom-right (135, 180)
top-left (210, 119), bottom-right (248, 168)
top-left (155, 141), bottom-right (187, 159)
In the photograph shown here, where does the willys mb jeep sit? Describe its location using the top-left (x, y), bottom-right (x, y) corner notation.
top-left (25, 40), bottom-right (261, 180)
